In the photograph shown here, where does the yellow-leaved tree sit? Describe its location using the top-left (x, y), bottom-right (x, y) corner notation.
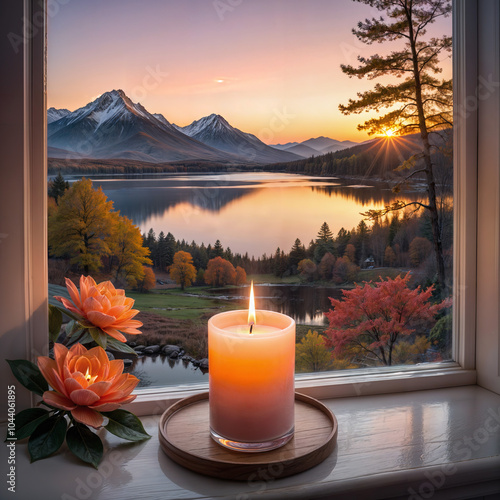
top-left (49, 178), bottom-right (115, 274)
top-left (108, 215), bottom-right (152, 287)
top-left (170, 251), bottom-right (197, 290)
top-left (49, 178), bottom-right (151, 283)
top-left (295, 330), bottom-right (332, 373)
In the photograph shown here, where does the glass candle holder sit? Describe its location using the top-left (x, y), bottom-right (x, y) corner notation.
top-left (208, 309), bottom-right (295, 452)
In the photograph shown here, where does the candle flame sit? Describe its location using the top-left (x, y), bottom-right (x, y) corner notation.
top-left (248, 280), bottom-right (256, 330)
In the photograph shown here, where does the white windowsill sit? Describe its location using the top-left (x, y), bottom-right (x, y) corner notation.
top-left (3, 385), bottom-right (499, 500)
top-left (126, 363), bottom-right (477, 417)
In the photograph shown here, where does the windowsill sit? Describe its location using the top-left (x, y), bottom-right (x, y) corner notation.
top-left (2, 385), bottom-right (499, 500)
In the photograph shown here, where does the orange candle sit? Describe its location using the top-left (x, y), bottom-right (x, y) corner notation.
top-left (208, 283), bottom-right (295, 452)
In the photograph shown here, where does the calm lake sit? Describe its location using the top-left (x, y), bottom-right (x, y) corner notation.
top-left (86, 172), bottom-right (423, 257)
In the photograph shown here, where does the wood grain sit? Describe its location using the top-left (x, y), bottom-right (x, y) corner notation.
top-left (158, 392), bottom-right (338, 480)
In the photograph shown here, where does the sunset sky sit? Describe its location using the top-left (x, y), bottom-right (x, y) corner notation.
top-left (47, 0), bottom-right (452, 144)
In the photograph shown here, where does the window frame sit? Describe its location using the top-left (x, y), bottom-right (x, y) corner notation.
top-left (7, 0), bottom-right (485, 416)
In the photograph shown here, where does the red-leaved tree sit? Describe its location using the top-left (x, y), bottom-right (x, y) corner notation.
top-left (325, 273), bottom-right (450, 366)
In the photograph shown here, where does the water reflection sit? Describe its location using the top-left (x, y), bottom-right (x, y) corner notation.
top-left (206, 284), bottom-right (344, 325)
top-left (128, 355), bottom-right (208, 388)
top-left (89, 172), bottom-right (421, 257)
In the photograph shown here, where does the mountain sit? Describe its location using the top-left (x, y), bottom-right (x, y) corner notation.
top-left (177, 114), bottom-right (301, 164)
top-left (301, 136), bottom-right (340, 150)
top-left (284, 144), bottom-right (321, 158)
top-left (152, 113), bottom-right (170, 127)
top-left (47, 90), bottom-right (238, 163)
top-left (271, 142), bottom-right (299, 150)
top-left (270, 136), bottom-right (360, 158)
top-left (47, 107), bottom-right (70, 124)
top-left (320, 140), bottom-right (359, 154)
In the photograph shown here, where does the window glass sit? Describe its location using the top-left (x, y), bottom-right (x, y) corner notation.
top-left (47, 0), bottom-right (453, 389)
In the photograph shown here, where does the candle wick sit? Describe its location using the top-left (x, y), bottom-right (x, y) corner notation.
top-left (249, 323), bottom-right (254, 334)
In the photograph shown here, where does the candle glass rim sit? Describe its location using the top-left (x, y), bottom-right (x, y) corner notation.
top-left (208, 309), bottom-right (295, 338)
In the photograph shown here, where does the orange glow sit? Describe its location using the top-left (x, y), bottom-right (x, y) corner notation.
top-left (248, 281), bottom-right (256, 328)
top-left (382, 128), bottom-right (396, 138)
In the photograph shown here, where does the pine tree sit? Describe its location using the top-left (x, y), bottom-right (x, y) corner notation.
top-left (212, 239), bottom-right (224, 258)
top-left (339, 0), bottom-right (452, 293)
top-left (316, 222), bottom-right (333, 244)
top-left (48, 171), bottom-right (70, 204)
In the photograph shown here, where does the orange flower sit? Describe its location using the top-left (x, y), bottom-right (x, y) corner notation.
top-left (55, 275), bottom-right (142, 342)
top-left (38, 343), bottom-right (139, 428)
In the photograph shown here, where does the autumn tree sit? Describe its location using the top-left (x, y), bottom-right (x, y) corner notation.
top-left (204, 257), bottom-right (236, 287)
top-left (48, 178), bottom-right (115, 274)
top-left (332, 256), bottom-right (359, 284)
top-left (384, 246), bottom-right (397, 267)
top-left (235, 266), bottom-right (247, 285)
top-left (296, 330), bottom-right (332, 373)
top-left (109, 215), bottom-right (152, 287)
top-left (318, 252), bottom-right (336, 281)
top-left (298, 259), bottom-right (316, 282)
top-left (325, 273), bottom-right (449, 366)
top-left (170, 251), bottom-right (197, 290)
top-left (409, 236), bottom-right (433, 267)
top-left (344, 243), bottom-right (356, 263)
top-left (339, 0), bottom-right (452, 293)
top-left (135, 266), bottom-right (156, 292)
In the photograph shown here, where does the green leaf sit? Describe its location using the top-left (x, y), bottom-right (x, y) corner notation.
top-left (28, 415), bottom-right (67, 463)
top-left (6, 408), bottom-right (50, 441)
top-left (48, 305), bottom-right (63, 343)
top-left (66, 423), bottom-right (103, 469)
top-left (89, 328), bottom-right (108, 349)
top-left (6, 359), bottom-right (48, 396)
top-left (106, 337), bottom-right (137, 356)
top-left (66, 329), bottom-right (93, 347)
top-left (102, 410), bottom-right (151, 442)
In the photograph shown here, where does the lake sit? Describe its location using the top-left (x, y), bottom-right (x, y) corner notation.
top-left (86, 172), bottom-right (423, 257)
top-left (204, 283), bottom-right (345, 325)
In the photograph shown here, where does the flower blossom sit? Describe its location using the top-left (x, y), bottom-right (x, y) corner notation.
top-left (38, 343), bottom-right (139, 428)
top-left (55, 275), bottom-right (142, 342)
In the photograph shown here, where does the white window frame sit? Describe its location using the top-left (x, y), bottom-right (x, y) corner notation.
top-left (5, 0), bottom-right (499, 419)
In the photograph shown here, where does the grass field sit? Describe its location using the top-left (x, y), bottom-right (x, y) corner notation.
top-left (127, 289), bottom-right (240, 320)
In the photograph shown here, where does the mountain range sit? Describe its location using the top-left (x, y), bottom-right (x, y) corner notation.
top-left (271, 137), bottom-right (359, 157)
top-left (47, 90), bottom-right (358, 164)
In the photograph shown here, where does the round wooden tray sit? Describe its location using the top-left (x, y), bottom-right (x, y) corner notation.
top-left (158, 392), bottom-right (338, 480)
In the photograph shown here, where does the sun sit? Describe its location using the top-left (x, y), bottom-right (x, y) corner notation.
top-left (382, 128), bottom-right (396, 138)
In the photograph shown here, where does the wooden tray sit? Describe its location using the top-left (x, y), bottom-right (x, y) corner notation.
top-left (158, 392), bottom-right (338, 480)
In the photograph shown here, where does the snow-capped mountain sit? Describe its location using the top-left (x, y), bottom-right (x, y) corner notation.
top-left (47, 107), bottom-right (71, 124)
top-left (152, 113), bottom-right (170, 127)
top-left (177, 114), bottom-right (300, 164)
top-left (47, 90), bottom-right (237, 163)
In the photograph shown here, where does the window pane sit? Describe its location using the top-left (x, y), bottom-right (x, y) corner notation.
top-left (47, 0), bottom-right (453, 388)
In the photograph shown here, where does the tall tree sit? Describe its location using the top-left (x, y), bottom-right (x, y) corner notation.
top-left (211, 239), bottom-right (224, 258)
top-left (316, 222), bottom-right (334, 243)
top-left (170, 251), bottom-right (197, 290)
top-left (289, 238), bottom-right (307, 269)
top-left (48, 178), bottom-right (115, 274)
top-left (339, 0), bottom-right (452, 293)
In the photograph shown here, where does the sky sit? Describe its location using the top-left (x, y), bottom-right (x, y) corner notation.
top-left (47, 0), bottom-right (452, 144)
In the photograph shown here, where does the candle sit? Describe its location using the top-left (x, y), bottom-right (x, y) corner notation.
top-left (208, 283), bottom-right (295, 452)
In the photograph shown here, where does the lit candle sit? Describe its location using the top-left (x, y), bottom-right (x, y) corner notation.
top-left (208, 282), bottom-right (295, 452)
